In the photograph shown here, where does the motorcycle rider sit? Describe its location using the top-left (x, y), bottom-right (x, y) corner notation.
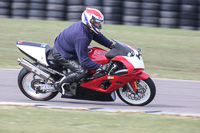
top-left (52, 8), bottom-right (114, 96)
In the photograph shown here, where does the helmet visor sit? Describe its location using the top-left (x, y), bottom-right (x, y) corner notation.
top-left (91, 17), bottom-right (103, 30)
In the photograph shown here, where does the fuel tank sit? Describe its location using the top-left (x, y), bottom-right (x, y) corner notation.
top-left (88, 46), bottom-right (109, 65)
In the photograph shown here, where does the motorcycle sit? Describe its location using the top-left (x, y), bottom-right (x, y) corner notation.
top-left (16, 39), bottom-right (156, 106)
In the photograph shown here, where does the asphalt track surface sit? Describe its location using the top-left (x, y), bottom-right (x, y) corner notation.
top-left (0, 68), bottom-right (200, 115)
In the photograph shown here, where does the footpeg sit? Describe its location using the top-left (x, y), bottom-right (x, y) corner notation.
top-left (61, 83), bottom-right (77, 97)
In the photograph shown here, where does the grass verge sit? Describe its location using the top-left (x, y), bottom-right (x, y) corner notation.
top-left (0, 18), bottom-right (200, 80)
top-left (0, 105), bottom-right (199, 133)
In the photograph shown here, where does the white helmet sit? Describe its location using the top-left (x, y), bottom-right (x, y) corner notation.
top-left (82, 8), bottom-right (104, 34)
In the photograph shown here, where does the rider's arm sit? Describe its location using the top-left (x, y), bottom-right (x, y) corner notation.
top-left (93, 32), bottom-right (113, 49)
top-left (74, 38), bottom-right (101, 70)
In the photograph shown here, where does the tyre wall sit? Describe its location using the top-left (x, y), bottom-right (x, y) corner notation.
top-left (0, 0), bottom-right (200, 30)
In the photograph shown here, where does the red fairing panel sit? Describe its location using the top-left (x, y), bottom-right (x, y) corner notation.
top-left (80, 74), bottom-right (136, 93)
top-left (81, 56), bottom-right (137, 93)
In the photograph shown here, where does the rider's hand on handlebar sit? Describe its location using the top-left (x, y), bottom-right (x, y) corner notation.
top-left (109, 43), bottom-right (116, 49)
top-left (96, 62), bottom-right (112, 73)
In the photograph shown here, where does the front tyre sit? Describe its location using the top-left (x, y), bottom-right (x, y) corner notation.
top-left (18, 68), bottom-right (58, 101)
top-left (117, 77), bottom-right (156, 106)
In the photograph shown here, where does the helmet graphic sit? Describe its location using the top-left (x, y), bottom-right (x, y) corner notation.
top-left (81, 8), bottom-right (104, 34)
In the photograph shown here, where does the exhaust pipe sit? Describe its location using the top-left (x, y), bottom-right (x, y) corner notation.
top-left (17, 58), bottom-right (54, 82)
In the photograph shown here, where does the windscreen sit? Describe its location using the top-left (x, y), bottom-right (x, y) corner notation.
top-left (105, 40), bottom-right (135, 60)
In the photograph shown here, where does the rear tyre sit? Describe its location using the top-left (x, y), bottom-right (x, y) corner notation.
top-left (18, 68), bottom-right (58, 101)
top-left (117, 77), bottom-right (156, 106)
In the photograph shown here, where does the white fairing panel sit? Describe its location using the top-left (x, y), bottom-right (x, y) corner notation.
top-left (123, 49), bottom-right (145, 69)
top-left (17, 45), bottom-right (49, 66)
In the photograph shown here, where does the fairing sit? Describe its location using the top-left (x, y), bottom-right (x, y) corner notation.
top-left (80, 41), bottom-right (148, 93)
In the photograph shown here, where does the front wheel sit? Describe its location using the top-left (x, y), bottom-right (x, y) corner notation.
top-left (18, 68), bottom-right (58, 101)
top-left (116, 77), bottom-right (156, 106)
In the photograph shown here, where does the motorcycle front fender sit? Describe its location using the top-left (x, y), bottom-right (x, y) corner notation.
top-left (135, 71), bottom-right (150, 80)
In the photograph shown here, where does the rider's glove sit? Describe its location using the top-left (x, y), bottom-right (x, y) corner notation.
top-left (109, 43), bottom-right (116, 49)
top-left (96, 62), bottom-right (112, 73)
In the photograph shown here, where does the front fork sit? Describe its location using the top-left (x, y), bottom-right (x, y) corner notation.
top-left (128, 71), bottom-right (150, 92)
top-left (129, 80), bottom-right (138, 92)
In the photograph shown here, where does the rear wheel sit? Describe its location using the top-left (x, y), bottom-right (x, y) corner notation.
top-left (18, 68), bottom-right (58, 101)
top-left (117, 77), bottom-right (156, 106)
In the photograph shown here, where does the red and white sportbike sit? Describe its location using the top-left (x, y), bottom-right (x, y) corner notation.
top-left (16, 40), bottom-right (156, 106)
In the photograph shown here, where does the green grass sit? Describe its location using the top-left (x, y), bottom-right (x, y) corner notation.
top-left (0, 106), bottom-right (199, 133)
top-left (0, 18), bottom-right (200, 80)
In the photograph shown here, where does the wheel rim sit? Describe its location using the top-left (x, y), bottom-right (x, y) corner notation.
top-left (22, 72), bottom-right (53, 99)
top-left (119, 80), bottom-right (151, 105)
